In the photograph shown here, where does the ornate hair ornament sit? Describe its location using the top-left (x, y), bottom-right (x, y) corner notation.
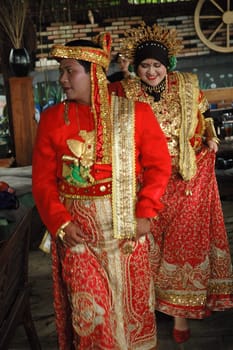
top-left (50, 32), bottom-right (111, 70)
top-left (121, 22), bottom-right (183, 70)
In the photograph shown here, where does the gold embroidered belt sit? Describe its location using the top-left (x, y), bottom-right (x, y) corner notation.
top-left (58, 179), bottom-right (112, 198)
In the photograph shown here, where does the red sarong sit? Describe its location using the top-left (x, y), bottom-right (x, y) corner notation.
top-left (51, 197), bottom-right (157, 349)
top-left (152, 149), bottom-right (233, 319)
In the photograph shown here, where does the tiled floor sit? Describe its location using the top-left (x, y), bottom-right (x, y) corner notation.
top-left (9, 199), bottom-right (233, 350)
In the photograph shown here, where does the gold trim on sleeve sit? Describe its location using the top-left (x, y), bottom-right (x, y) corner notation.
top-left (205, 117), bottom-right (220, 143)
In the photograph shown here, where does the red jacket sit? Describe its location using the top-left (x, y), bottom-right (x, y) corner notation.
top-left (32, 101), bottom-right (171, 237)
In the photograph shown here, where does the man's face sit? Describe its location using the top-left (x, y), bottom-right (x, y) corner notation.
top-left (117, 55), bottom-right (129, 73)
top-left (59, 58), bottom-right (91, 105)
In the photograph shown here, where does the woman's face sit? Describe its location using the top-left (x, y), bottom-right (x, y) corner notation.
top-left (137, 58), bottom-right (167, 87)
top-left (59, 58), bottom-right (91, 104)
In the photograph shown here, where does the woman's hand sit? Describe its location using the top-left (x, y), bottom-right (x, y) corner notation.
top-left (136, 218), bottom-right (151, 240)
top-left (207, 139), bottom-right (218, 153)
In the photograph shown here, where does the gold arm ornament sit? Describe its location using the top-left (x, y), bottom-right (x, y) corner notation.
top-left (204, 118), bottom-right (220, 144)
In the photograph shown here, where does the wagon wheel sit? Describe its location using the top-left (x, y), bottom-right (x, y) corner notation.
top-left (194, 0), bottom-right (233, 53)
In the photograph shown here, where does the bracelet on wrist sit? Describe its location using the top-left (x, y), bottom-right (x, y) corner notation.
top-left (56, 221), bottom-right (71, 242)
top-left (57, 229), bottom-right (66, 242)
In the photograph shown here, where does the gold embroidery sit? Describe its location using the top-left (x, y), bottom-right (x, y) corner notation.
top-left (71, 292), bottom-right (105, 336)
top-left (50, 45), bottom-right (109, 70)
top-left (111, 95), bottom-right (136, 239)
top-left (62, 130), bottom-right (95, 186)
top-left (121, 241), bottom-right (135, 255)
top-left (178, 72), bottom-right (199, 181)
top-left (122, 72), bottom-right (202, 180)
top-left (96, 65), bottom-right (112, 164)
top-left (122, 76), bottom-right (181, 166)
top-left (199, 94), bottom-right (210, 113)
top-left (205, 117), bottom-right (220, 143)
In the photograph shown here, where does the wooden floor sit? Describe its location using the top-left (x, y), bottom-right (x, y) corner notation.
top-left (9, 199), bottom-right (233, 350)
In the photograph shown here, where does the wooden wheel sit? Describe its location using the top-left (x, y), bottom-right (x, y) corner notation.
top-left (194, 0), bottom-right (233, 53)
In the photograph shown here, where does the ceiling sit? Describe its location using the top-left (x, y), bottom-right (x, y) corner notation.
top-left (28, 0), bottom-right (196, 27)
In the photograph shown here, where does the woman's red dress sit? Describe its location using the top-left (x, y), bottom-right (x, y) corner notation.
top-left (109, 72), bottom-right (233, 318)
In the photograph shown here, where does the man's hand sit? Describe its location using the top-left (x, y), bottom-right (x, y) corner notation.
top-left (61, 218), bottom-right (152, 246)
top-left (61, 222), bottom-right (85, 248)
top-left (136, 218), bottom-right (151, 240)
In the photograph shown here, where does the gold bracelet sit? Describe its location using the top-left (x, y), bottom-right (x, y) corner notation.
top-left (205, 118), bottom-right (220, 143)
top-left (57, 229), bottom-right (66, 242)
top-left (206, 136), bottom-right (221, 145)
top-left (211, 136), bottom-right (221, 145)
top-left (56, 221), bottom-right (71, 242)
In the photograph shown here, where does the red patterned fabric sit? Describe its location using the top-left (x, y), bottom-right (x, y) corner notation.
top-left (51, 198), bottom-right (157, 349)
top-left (152, 149), bottom-right (233, 318)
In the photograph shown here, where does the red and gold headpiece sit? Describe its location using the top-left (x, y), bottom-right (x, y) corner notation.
top-left (50, 33), bottom-right (111, 71)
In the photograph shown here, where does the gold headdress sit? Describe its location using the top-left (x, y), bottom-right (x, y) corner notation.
top-left (121, 22), bottom-right (183, 68)
top-left (50, 32), bottom-right (111, 71)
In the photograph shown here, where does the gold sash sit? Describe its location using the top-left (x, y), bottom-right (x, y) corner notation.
top-left (111, 95), bottom-right (136, 239)
top-left (178, 72), bottom-right (199, 181)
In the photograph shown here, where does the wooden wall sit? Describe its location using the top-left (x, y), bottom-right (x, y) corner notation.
top-left (204, 87), bottom-right (233, 108)
top-left (9, 77), bottom-right (37, 166)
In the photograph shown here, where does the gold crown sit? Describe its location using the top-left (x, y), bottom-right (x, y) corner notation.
top-left (121, 22), bottom-right (183, 61)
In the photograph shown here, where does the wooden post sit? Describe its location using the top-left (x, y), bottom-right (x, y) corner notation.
top-left (8, 77), bottom-right (37, 166)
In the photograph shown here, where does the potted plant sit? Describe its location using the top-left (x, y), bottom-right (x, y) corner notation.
top-left (0, 0), bottom-right (30, 76)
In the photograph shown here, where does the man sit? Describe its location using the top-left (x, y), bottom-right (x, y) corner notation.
top-left (107, 52), bottom-right (135, 82)
top-left (32, 32), bottom-right (171, 350)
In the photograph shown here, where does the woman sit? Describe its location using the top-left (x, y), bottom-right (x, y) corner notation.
top-left (32, 32), bottom-right (171, 350)
top-left (109, 22), bottom-right (233, 344)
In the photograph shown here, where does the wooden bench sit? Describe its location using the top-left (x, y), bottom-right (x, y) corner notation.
top-left (0, 209), bottom-right (41, 350)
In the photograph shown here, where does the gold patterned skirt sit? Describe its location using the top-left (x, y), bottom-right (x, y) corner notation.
top-left (51, 197), bottom-right (157, 350)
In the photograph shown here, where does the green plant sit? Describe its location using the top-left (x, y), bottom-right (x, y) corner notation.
top-left (34, 80), bottom-right (63, 112)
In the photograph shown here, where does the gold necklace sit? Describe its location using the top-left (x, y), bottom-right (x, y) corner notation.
top-left (141, 77), bottom-right (166, 95)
